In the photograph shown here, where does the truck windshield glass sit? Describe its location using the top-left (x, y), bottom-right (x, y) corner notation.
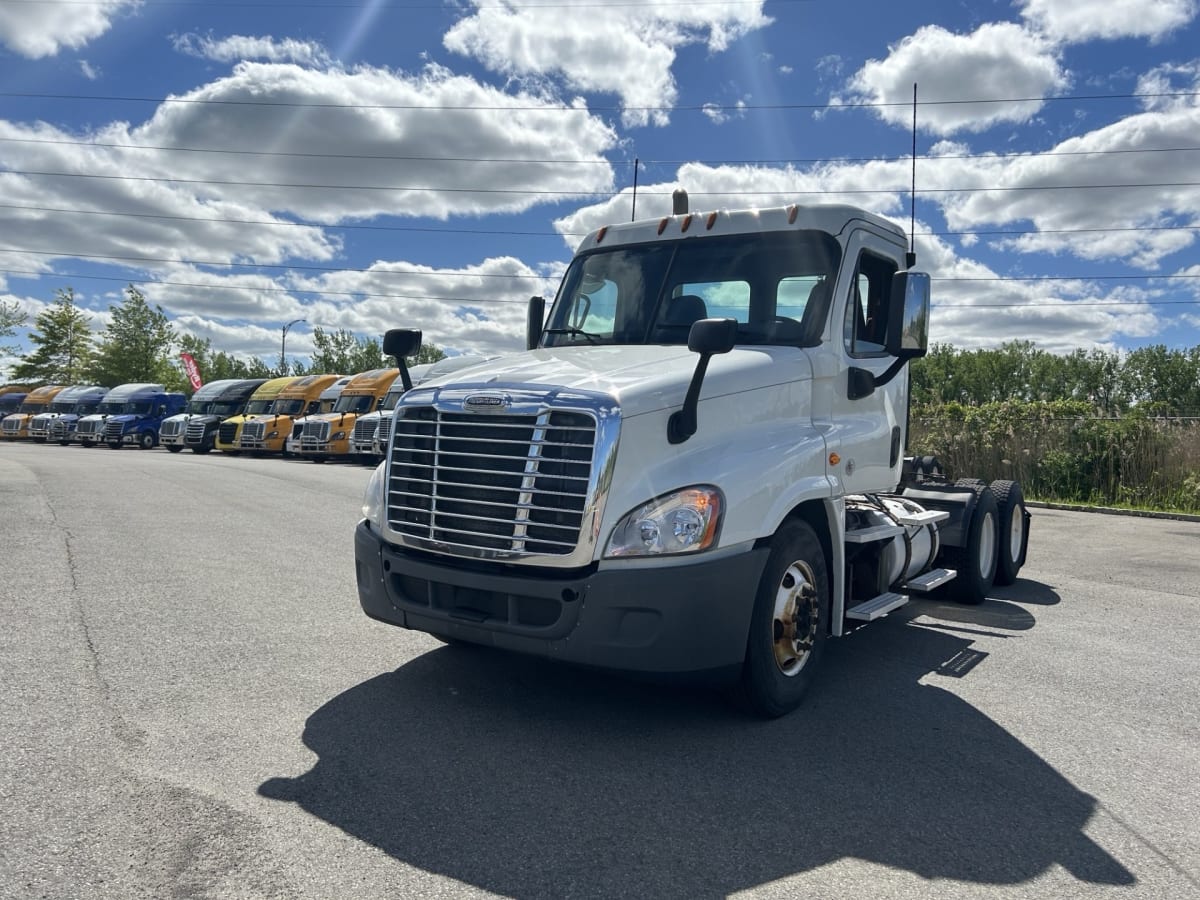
top-left (125, 401), bottom-right (154, 415)
top-left (244, 399), bottom-right (273, 415)
top-left (18, 402), bottom-right (39, 412)
top-left (333, 394), bottom-right (374, 414)
top-left (50, 401), bottom-right (74, 413)
top-left (379, 391), bottom-right (404, 412)
top-left (272, 398), bottom-right (305, 416)
top-left (543, 230), bottom-right (841, 348)
top-left (211, 401), bottom-right (240, 417)
top-left (184, 400), bottom-right (207, 414)
top-left (77, 402), bottom-right (100, 415)
top-left (97, 401), bottom-right (123, 415)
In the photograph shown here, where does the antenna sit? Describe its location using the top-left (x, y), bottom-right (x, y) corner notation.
top-left (907, 83), bottom-right (917, 269)
top-left (631, 157), bottom-right (639, 222)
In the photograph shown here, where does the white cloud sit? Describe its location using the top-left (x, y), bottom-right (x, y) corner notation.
top-left (172, 33), bottom-right (333, 68)
top-left (443, 0), bottom-right (771, 127)
top-left (1019, 0), bottom-right (1197, 43)
top-left (702, 99), bottom-right (747, 125)
top-left (0, 0), bottom-right (138, 59)
top-left (836, 23), bottom-right (1069, 136)
top-left (79, 60), bottom-right (101, 81)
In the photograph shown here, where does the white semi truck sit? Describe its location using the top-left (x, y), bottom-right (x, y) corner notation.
top-left (354, 193), bottom-right (1030, 717)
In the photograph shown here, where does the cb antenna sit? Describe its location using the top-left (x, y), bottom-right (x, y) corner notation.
top-left (631, 157), bottom-right (639, 221)
top-left (907, 82), bottom-right (917, 268)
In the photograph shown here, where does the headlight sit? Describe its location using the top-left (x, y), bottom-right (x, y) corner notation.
top-left (267, 431), bottom-right (278, 438)
top-left (605, 486), bottom-right (723, 558)
top-left (332, 431), bottom-right (345, 440)
top-left (361, 461), bottom-right (387, 526)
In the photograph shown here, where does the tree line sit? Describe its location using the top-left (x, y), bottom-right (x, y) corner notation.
top-left (0, 286), bottom-right (445, 393)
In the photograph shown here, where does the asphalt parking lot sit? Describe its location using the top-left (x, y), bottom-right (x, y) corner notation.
top-left (1, 442), bottom-right (1197, 899)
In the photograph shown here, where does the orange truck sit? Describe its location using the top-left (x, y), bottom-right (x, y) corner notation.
top-left (0, 384), bottom-right (66, 440)
top-left (237, 373), bottom-right (344, 455)
top-left (296, 368), bottom-right (398, 461)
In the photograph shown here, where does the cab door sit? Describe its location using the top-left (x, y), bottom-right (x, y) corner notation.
top-left (825, 228), bottom-right (908, 495)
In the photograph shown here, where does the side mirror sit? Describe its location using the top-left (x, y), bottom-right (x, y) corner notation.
top-left (669, 317), bottom-right (738, 444)
top-left (885, 271), bottom-right (930, 359)
top-left (383, 328), bottom-right (422, 391)
top-left (526, 296), bottom-right (546, 350)
top-left (687, 317), bottom-right (738, 355)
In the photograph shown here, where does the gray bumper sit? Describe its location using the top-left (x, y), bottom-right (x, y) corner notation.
top-left (355, 520), bottom-right (768, 682)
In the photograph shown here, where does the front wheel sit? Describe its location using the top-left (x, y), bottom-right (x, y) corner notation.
top-left (137, 431), bottom-right (155, 450)
top-left (166, 445), bottom-right (183, 453)
top-left (107, 442), bottom-right (122, 450)
top-left (739, 519), bottom-right (829, 718)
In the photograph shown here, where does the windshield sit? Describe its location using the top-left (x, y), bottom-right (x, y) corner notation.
top-left (97, 401), bottom-right (123, 415)
top-left (243, 399), bottom-right (273, 416)
top-left (77, 401), bottom-right (101, 415)
top-left (125, 400), bottom-right (154, 415)
top-left (543, 230), bottom-right (841, 349)
top-left (272, 398), bottom-right (305, 416)
top-left (210, 401), bottom-right (241, 417)
top-left (333, 393), bottom-right (375, 414)
top-left (378, 390), bottom-right (405, 412)
top-left (184, 400), bottom-right (208, 415)
top-left (49, 401), bottom-right (74, 413)
top-left (18, 402), bottom-right (40, 412)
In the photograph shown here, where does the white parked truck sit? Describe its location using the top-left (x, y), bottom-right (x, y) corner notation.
top-left (355, 193), bottom-right (1030, 717)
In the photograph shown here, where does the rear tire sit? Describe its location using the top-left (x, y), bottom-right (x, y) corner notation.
top-left (990, 480), bottom-right (1029, 586)
top-left (943, 485), bottom-right (999, 605)
top-left (739, 520), bottom-right (829, 718)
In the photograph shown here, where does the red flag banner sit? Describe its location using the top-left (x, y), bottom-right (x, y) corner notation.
top-left (180, 352), bottom-right (203, 390)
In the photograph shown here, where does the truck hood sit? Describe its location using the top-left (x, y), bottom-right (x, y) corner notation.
top-left (309, 411), bottom-right (361, 423)
top-left (413, 345), bottom-right (812, 418)
top-left (105, 414), bottom-right (144, 425)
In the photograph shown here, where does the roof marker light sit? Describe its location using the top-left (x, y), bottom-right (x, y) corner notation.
top-left (681, 214), bottom-right (693, 233)
top-left (787, 205), bottom-right (799, 225)
top-left (706, 212), bottom-right (718, 230)
top-left (657, 218), bottom-right (669, 235)
top-left (596, 226), bottom-right (608, 243)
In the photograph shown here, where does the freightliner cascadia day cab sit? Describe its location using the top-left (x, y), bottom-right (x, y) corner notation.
top-left (297, 368), bottom-right (398, 462)
top-left (350, 363), bottom-right (432, 462)
top-left (28, 385), bottom-right (109, 444)
top-left (183, 379), bottom-right (266, 453)
top-left (1, 384), bottom-right (67, 440)
top-left (159, 379), bottom-right (243, 452)
top-left (355, 193), bottom-right (1032, 718)
top-left (286, 376), bottom-right (351, 456)
top-left (100, 384), bottom-right (187, 449)
top-left (239, 373), bottom-right (343, 455)
top-left (216, 376), bottom-right (299, 453)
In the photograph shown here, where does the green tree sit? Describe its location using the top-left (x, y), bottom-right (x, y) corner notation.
top-left (10, 288), bottom-right (95, 384)
top-left (308, 327), bottom-right (390, 374)
top-left (409, 342), bottom-right (447, 365)
top-left (1, 297), bottom-right (27, 374)
top-left (86, 285), bottom-right (177, 387)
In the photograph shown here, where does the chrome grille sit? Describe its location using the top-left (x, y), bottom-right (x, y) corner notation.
top-left (185, 420), bottom-right (207, 443)
top-left (301, 420), bottom-right (330, 443)
top-left (218, 422), bottom-right (239, 444)
top-left (50, 420), bottom-right (68, 439)
top-left (76, 419), bottom-right (102, 436)
top-left (1, 418), bottom-right (20, 435)
top-left (160, 419), bottom-right (184, 438)
top-left (353, 418), bottom-right (376, 446)
top-left (241, 421), bottom-right (265, 442)
top-left (29, 416), bottom-right (50, 437)
top-left (387, 406), bottom-right (596, 557)
top-left (104, 419), bottom-right (124, 441)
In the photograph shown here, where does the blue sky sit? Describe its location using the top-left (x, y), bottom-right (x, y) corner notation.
top-left (2, 0), bottom-right (1199, 372)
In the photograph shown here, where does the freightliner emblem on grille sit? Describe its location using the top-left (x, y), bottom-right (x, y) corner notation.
top-left (463, 394), bottom-right (510, 411)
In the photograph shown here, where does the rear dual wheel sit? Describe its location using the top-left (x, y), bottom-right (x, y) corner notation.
top-left (943, 482), bottom-right (999, 605)
top-left (990, 479), bottom-right (1029, 586)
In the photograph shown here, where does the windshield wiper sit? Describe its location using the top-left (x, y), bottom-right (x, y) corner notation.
top-left (543, 327), bottom-right (601, 345)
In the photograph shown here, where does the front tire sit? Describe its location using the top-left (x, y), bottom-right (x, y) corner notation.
top-left (107, 442), bottom-right (121, 450)
top-left (166, 445), bottom-right (183, 453)
top-left (138, 431), bottom-right (155, 450)
top-left (990, 480), bottom-right (1029, 585)
top-left (739, 519), bottom-right (829, 718)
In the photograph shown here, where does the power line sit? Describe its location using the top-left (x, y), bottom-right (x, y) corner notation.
top-left (2, 89), bottom-right (1196, 112)
top-left (6, 167), bottom-right (1199, 195)
top-left (1, 202), bottom-right (1198, 242)
top-left (3, 135), bottom-right (1199, 167)
top-left (0, 0), bottom-right (796, 8)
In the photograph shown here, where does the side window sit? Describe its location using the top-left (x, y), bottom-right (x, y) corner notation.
top-left (844, 251), bottom-right (897, 357)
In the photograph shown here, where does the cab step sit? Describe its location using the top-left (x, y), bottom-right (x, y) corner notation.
top-left (903, 567), bottom-right (957, 593)
top-left (845, 523), bottom-right (905, 544)
top-left (891, 508), bottom-right (949, 527)
top-left (845, 591), bottom-right (909, 621)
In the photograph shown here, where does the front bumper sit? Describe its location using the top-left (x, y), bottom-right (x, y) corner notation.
top-left (354, 520), bottom-right (768, 682)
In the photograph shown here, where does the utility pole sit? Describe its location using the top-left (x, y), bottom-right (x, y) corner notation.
top-left (281, 318), bottom-right (306, 376)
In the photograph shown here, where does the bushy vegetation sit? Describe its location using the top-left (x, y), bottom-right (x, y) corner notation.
top-left (909, 342), bottom-right (1200, 513)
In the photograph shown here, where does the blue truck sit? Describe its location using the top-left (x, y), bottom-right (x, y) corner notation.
top-left (72, 383), bottom-right (186, 449)
top-left (27, 385), bottom-right (110, 444)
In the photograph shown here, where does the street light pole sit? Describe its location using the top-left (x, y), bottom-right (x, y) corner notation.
top-left (281, 318), bottom-right (306, 375)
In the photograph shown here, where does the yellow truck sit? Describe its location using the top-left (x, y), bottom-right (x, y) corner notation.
top-left (297, 368), bottom-right (398, 462)
top-left (237, 373), bottom-right (344, 455)
top-left (0, 384), bottom-right (67, 440)
top-left (216, 376), bottom-right (301, 454)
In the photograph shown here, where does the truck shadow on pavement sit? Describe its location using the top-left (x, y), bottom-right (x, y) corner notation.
top-left (260, 588), bottom-right (1130, 897)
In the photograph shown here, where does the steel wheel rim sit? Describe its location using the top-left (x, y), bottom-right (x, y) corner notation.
top-left (978, 511), bottom-right (997, 580)
top-left (772, 560), bottom-right (819, 677)
top-left (1009, 504), bottom-right (1024, 563)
